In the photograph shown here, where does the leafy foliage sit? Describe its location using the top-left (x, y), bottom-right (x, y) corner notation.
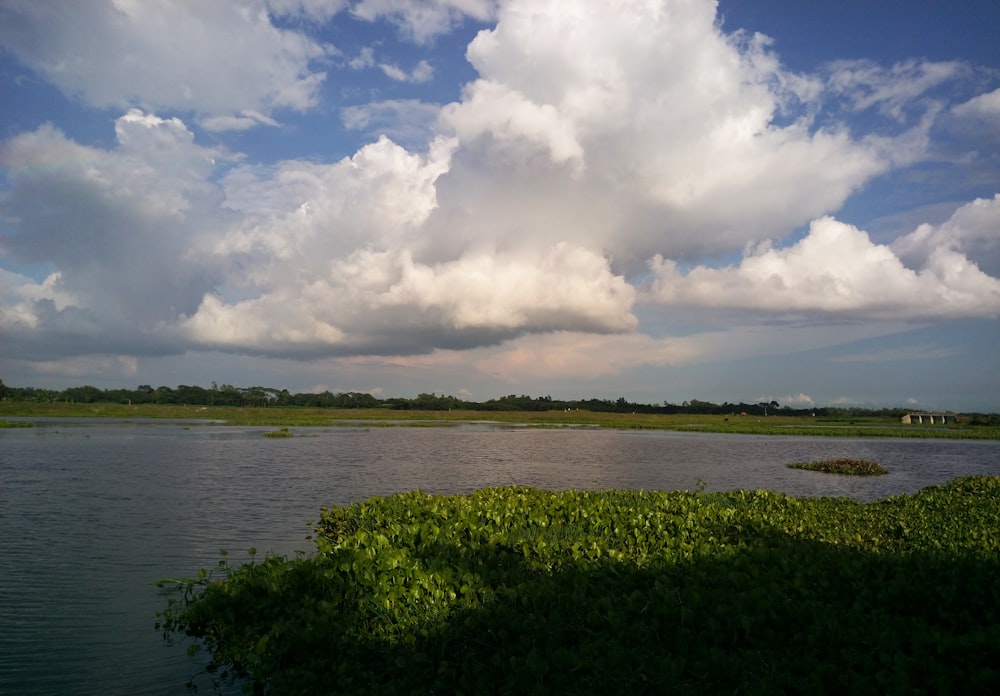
top-left (158, 477), bottom-right (1000, 695)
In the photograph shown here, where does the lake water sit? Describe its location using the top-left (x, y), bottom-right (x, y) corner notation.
top-left (1, 419), bottom-right (998, 695)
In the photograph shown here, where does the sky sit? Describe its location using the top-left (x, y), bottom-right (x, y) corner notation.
top-left (1, 0), bottom-right (999, 412)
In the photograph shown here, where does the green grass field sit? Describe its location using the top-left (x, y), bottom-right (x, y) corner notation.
top-left (2, 401), bottom-right (998, 439)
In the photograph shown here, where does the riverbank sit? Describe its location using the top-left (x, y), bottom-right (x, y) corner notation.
top-left (159, 476), bottom-right (1000, 695)
top-left (3, 401), bottom-right (998, 439)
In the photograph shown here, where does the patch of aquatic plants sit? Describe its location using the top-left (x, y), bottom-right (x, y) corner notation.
top-left (787, 458), bottom-right (889, 475)
top-left (262, 427), bottom-right (293, 438)
top-left (0, 419), bottom-right (33, 428)
top-left (158, 476), bottom-right (1000, 695)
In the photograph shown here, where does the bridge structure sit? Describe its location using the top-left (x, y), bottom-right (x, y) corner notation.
top-left (900, 412), bottom-right (958, 424)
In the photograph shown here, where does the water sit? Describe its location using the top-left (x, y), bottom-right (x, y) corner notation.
top-left (1, 419), bottom-right (998, 695)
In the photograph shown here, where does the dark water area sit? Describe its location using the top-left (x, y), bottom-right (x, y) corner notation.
top-left (1, 419), bottom-right (998, 695)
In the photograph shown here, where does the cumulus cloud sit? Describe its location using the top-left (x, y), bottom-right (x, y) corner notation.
top-left (433, 0), bottom-right (891, 266)
top-left (2, 0), bottom-right (997, 379)
top-left (0, 111), bottom-right (228, 355)
top-left (648, 216), bottom-right (1000, 320)
top-left (0, 0), bottom-right (332, 121)
top-left (178, 242), bottom-right (636, 356)
top-left (774, 393), bottom-right (815, 408)
top-left (892, 195), bottom-right (1000, 277)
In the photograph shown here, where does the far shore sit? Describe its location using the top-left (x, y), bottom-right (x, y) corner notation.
top-left (2, 402), bottom-right (998, 440)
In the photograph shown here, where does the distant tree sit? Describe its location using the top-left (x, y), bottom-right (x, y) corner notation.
top-left (60, 385), bottom-right (103, 403)
top-left (758, 401), bottom-right (779, 416)
top-left (154, 386), bottom-right (177, 404)
top-left (175, 385), bottom-right (209, 405)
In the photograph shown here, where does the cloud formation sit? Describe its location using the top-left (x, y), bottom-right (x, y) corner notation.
top-left (648, 215), bottom-right (1000, 320)
top-left (0, 0), bottom-right (333, 122)
top-left (1, 0), bottom-right (998, 395)
top-left (350, 0), bottom-right (497, 44)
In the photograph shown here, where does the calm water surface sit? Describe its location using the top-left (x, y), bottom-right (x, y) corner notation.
top-left (1, 419), bottom-right (998, 695)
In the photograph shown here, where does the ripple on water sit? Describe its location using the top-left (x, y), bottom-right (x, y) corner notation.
top-left (1, 423), bottom-right (997, 694)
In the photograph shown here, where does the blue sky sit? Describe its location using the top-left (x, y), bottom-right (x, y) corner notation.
top-left (1, 0), bottom-right (998, 411)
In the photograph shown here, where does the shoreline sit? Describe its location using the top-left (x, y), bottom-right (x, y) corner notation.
top-left (2, 402), bottom-right (998, 439)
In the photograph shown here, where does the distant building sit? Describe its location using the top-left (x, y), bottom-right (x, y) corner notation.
top-left (901, 412), bottom-right (958, 424)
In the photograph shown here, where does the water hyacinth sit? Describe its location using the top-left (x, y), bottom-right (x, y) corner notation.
top-left (786, 458), bottom-right (889, 475)
top-left (158, 476), bottom-right (1000, 695)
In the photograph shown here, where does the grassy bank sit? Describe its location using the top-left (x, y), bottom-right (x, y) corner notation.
top-left (158, 476), bottom-right (1000, 695)
top-left (3, 401), bottom-right (998, 438)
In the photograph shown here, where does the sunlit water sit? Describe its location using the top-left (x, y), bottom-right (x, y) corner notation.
top-left (1, 419), bottom-right (998, 695)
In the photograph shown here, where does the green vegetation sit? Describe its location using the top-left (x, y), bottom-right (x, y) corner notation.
top-left (787, 458), bottom-right (889, 475)
top-left (3, 377), bottom-right (998, 438)
top-left (2, 400), bottom-right (999, 439)
top-left (4, 378), bottom-right (995, 420)
top-left (158, 476), bottom-right (1000, 695)
top-left (263, 427), bottom-right (293, 438)
top-left (0, 419), bottom-right (32, 428)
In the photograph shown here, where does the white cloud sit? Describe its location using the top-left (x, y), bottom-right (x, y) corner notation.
top-left (0, 111), bottom-right (228, 348)
top-left (0, 270), bottom-right (76, 329)
top-left (1, 0), bottom-right (995, 382)
top-left (342, 99), bottom-right (442, 147)
top-left (379, 58), bottom-right (434, 83)
top-left (775, 393), bottom-right (815, 408)
top-left (0, 0), bottom-right (333, 119)
top-left (350, 0), bottom-right (497, 44)
top-left (825, 59), bottom-right (966, 121)
top-left (952, 87), bottom-right (1000, 120)
top-left (433, 0), bottom-right (892, 266)
top-left (649, 215), bottom-right (1000, 320)
top-left (349, 46), bottom-right (377, 70)
top-left (892, 194), bottom-right (1000, 276)
top-left (177, 241), bottom-right (636, 356)
top-left (267, 0), bottom-right (348, 22)
top-left (200, 110), bottom-right (281, 132)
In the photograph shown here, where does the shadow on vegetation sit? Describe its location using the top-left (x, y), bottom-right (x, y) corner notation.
top-left (170, 530), bottom-right (1000, 695)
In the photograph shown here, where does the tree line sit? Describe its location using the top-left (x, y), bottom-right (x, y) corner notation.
top-left (0, 378), bottom-right (945, 418)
